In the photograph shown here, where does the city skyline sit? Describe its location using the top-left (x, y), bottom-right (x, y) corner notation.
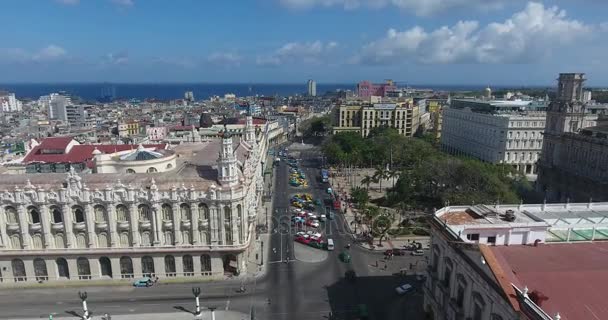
top-left (1, 1), bottom-right (608, 85)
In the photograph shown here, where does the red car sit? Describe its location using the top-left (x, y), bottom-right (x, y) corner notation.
top-left (384, 249), bottom-right (406, 256)
top-left (295, 235), bottom-right (312, 245)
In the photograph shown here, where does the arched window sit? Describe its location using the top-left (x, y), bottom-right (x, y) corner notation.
top-left (56, 258), bottom-right (70, 279)
top-left (51, 206), bottom-right (63, 223)
top-left (164, 231), bottom-right (173, 245)
top-left (237, 204), bottom-right (243, 243)
top-left (146, 167), bottom-right (157, 173)
top-left (180, 204), bottom-right (191, 221)
top-left (119, 233), bottom-right (130, 247)
top-left (138, 204), bottom-right (150, 221)
top-left (162, 204), bottom-right (173, 221)
top-left (443, 258), bottom-right (453, 288)
top-left (183, 255), bottom-right (194, 276)
top-left (97, 233), bottom-right (109, 248)
top-left (199, 203), bottom-right (210, 220)
top-left (141, 256), bottom-right (155, 277)
top-left (4, 206), bottom-right (18, 224)
top-left (126, 169), bottom-right (136, 174)
top-left (164, 255), bottom-right (176, 277)
top-left (224, 206), bottom-right (233, 245)
top-left (182, 230), bottom-right (191, 245)
top-left (11, 259), bottom-right (26, 282)
top-left (99, 257), bottom-right (112, 278)
top-left (73, 206), bottom-right (85, 223)
top-left (141, 231), bottom-right (151, 246)
top-left (31, 234), bottom-right (43, 249)
top-left (94, 205), bottom-right (107, 222)
top-left (28, 206), bottom-right (41, 224)
top-left (54, 233), bottom-right (65, 249)
top-left (76, 233), bottom-right (87, 248)
top-left (77, 257), bottom-right (91, 280)
top-left (166, 163), bottom-right (173, 169)
top-left (120, 256), bottom-right (134, 278)
top-left (472, 292), bottom-right (486, 320)
top-left (34, 258), bottom-right (48, 281)
top-left (10, 234), bottom-right (22, 249)
top-left (201, 254), bottom-right (211, 273)
top-left (116, 205), bottom-right (128, 222)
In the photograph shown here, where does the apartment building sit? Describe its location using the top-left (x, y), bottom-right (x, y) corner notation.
top-left (333, 101), bottom-right (420, 137)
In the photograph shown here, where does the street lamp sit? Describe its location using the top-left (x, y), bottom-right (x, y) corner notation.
top-left (78, 291), bottom-right (91, 320)
top-left (208, 307), bottom-right (217, 320)
top-left (192, 287), bottom-right (201, 316)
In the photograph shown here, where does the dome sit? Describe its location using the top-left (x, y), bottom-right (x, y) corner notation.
top-left (199, 113), bottom-right (213, 128)
top-left (119, 145), bottom-right (164, 161)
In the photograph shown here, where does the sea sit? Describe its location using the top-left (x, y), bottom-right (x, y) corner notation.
top-left (0, 83), bottom-right (511, 102)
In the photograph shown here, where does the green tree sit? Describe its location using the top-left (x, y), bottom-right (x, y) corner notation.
top-left (361, 174), bottom-right (373, 191)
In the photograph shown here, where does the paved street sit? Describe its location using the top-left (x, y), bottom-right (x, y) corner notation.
top-left (0, 143), bottom-right (426, 320)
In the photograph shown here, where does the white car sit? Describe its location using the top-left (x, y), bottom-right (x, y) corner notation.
top-left (395, 284), bottom-right (413, 295)
top-left (306, 231), bottom-right (322, 238)
top-left (318, 214), bottom-right (327, 221)
top-left (411, 250), bottom-right (425, 256)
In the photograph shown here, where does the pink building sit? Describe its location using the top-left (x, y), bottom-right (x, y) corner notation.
top-left (357, 80), bottom-right (396, 98)
top-left (146, 126), bottom-right (168, 141)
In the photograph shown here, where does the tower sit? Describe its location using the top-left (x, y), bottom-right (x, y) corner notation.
top-left (245, 115), bottom-right (256, 146)
top-left (307, 79), bottom-right (316, 97)
top-left (217, 128), bottom-right (238, 186)
top-left (541, 73), bottom-right (587, 167)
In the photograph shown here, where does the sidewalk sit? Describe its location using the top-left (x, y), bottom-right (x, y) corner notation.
top-left (9, 310), bottom-right (250, 320)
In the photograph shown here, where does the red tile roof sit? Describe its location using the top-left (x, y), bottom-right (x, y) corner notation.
top-left (38, 137), bottom-right (73, 150)
top-left (490, 243), bottom-right (608, 320)
top-left (23, 142), bottom-right (167, 168)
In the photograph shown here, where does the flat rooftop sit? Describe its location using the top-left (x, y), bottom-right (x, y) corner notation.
top-left (490, 242), bottom-right (608, 320)
top-left (0, 141), bottom-right (239, 191)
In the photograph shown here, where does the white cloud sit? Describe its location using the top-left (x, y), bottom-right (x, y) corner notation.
top-left (355, 2), bottom-right (594, 65)
top-left (207, 52), bottom-right (242, 67)
top-left (257, 41), bottom-right (338, 66)
top-left (279, 0), bottom-right (511, 16)
top-left (55, 0), bottom-right (80, 5)
top-left (103, 51), bottom-right (129, 65)
top-left (110, 0), bottom-right (134, 7)
top-left (0, 45), bottom-right (68, 63)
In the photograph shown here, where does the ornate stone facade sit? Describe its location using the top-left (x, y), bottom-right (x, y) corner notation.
top-left (0, 116), bottom-right (268, 284)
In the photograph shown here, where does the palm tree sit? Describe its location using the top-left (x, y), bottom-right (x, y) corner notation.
top-left (389, 170), bottom-right (400, 189)
top-left (361, 174), bottom-right (373, 191)
top-left (373, 166), bottom-right (390, 192)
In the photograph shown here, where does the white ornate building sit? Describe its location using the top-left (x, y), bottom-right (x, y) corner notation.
top-left (0, 116), bottom-right (268, 284)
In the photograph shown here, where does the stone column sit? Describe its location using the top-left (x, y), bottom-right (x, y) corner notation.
top-left (110, 257), bottom-right (122, 279)
top-left (175, 255), bottom-right (184, 277)
top-left (89, 257), bottom-right (101, 279)
top-left (66, 257), bottom-right (78, 280)
top-left (172, 203), bottom-right (182, 245)
top-left (191, 203), bottom-right (200, 245)
top-left (17, 204), bottom-right (31, 249)
top-left (0, 207), bottom-right (9, 248)
top-left (23, 258), bottom-right (36, 283)
top-left (129, 203), bottom-right (140, 247)
top-left (61, 204), bottom-right (74, 248)
top-left (151, 204), bottom-right (161, 245)
top-left (193, 254), bottom-right (202, 275)
top-left (153, 256), bottom-right (166, 278)
top-left (107, 204), bottom-right (119, 247)
top-left (45, 258), bottom-right (58, 281)
top-left (132, 257), bottom-right (143, 278)
top-left (230, 204), bottom-right (238, 245)
top-left (210, 206), bottom-right (219, 244)
top-left (84, 204), bottom-right (96, 247)
top-left (39, 204), bottom-right (53, 248)
top-left (218, 205), bottom-right (226, 245)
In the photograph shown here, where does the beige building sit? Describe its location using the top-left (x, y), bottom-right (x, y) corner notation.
top-left (332, 101), bottom-right (420, 137)
top-left (538, 73), bottom-right (608, 202)
top-left (0, 116), bottom-right (267, 285)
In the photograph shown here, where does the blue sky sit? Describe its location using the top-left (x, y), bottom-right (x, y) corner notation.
top-left (1, 0), bottom-right (608, 85)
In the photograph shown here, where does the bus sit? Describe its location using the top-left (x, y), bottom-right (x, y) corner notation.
top-left (321, 169), bottom-right (329, 183)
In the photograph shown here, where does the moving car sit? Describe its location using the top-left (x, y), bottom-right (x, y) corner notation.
top-left (384, 249), bottom-right (406, 256)
top-left (395, 283), bottom-right (413, 295)
top-left (411, 249), bottom-right (425, 256)
top-left (327, 239), bottom-right (335, 251)
top-left (133, 277), bottom-right (152, 287)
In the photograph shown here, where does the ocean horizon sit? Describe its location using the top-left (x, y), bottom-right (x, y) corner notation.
top-left (0, 82), bottom-right (554, 101)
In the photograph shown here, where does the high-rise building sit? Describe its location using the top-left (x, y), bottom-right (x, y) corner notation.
top-left (0, 92), bottom-right (22, 112)
top-left (184, 91), bottom-right (195, 102)
top-left (440, 99), bottom-right (548, 176)
top-left (537, 73), bottom-right (608, 201)
top-left (583, 90), bottom-right (593, 102)
top-left (307, 80), bottom-right (316, 97)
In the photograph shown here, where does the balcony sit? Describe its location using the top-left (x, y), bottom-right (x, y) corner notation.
top-left (29, 223), bottom-right (42, 232)
top-left (199, 219), bottom-right (209, 228)
top-left (162, 220), bottom-right (173, 229)
top-left (6, 223), bottom-right (20, 232)
top-left (95, 221), bottom-right (108, 230)
top-left (117, 220), bottom-right (130, 231)
top-left (73, 221), bottom-right (86, 232)
top-left (181, 220), bottom-right (191, 229)
top-left (51, 222), bottom-right (64, 232)
top-left (139, 220), bottom-right (152, 230)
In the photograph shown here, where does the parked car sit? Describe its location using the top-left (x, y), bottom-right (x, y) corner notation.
top-left (133, 277), bottom-right (152, 287)
top-left (295, 235), bottom-right (312, 245)
top-left (306, 220), bottom-right (320, 228)
top-left (411, 249), bottom-right (425, 256)
top-left (395, 283), bottom-right (413, 295)
top-left (384, 249), bottom-right (406, 256)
